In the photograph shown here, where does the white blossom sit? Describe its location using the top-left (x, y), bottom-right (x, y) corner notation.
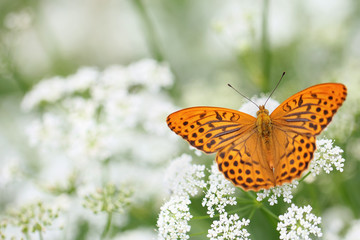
top-left (127, 58), bottom-right (174, 92)
top-left (277, 204), bottom-right (322, 240)
top-left (202, 164), bottom-right (236, 218)
top-left (0, 201), bottom-right (62, 239)
top-left (256, 181), bottom-right (298, 205)
top-left (21, 59), bottom-right (176, 165)
top-left (310, 138), bottom-right (345, 176)
top-left (157, 195), bottom-right (192, 240)
top-left (164, 154), bottom-right (206, 197)
top-left (207, 212), bottom-right (251, 240)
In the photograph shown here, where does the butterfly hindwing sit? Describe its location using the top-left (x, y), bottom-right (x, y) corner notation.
top-left (167, 107), bottom-right (256, 153)
top-left (271, 128), bottom-right (316, 185)
top-left (216, 132), bottom-right (276, 191)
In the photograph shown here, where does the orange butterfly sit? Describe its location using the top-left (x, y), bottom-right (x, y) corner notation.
top-left (167, 83), bottom-right (347, 191)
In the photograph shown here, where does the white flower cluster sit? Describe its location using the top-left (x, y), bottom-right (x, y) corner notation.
top-left (82, 183), bottom-right (132, 214)
top-left (202, 164), bottom-right (237, 218)
top-left (164, 154), bottom-right (206, 197)
top-left (256, 181), bottom-right (298, 205)
top-left (158, 159), bottom-right (253, 239)
top-left (157, 154), bottom-right (206, 239)
top-left (18, 59), bottom-right (178, 237)
top-left (207, 212), bottom-right (251, 240)
top-left (0, 201), bottom-right (62, 239)
top-left (22, 59), bottom-right (175, 163)
top-left (310, 138), bottom-right (345, 176)
top-left (21, 59), bottom-right (177, 197)
top-left (157, 196), bottom-right (192, 240)
top-left (277, 204), bottom-right (322, 240)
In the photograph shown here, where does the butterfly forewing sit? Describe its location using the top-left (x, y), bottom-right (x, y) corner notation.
top-left (167, 107), bottom-right (256, 153)
top-left (271, 83), bottom-right (347, 136)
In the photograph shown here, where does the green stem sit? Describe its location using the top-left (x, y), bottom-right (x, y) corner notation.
top-left (0, 47), bottom-right (29, 93)
top-left (189, 231), bottom-right (208, 237)
top-left (260, 204), bottom-right (279, 221)
top-left (39, 230), bottom-right (44, 240)
top-left (299, 171), bottom-right (311, 183)
top-left (100, 212), bottom-right (112, 240)
top-left (24, 232), bottom-right (31, 240)
top-left (261, 0), bottom-right (271, 92)
top-left (132, 0), bottom-right (164, 61)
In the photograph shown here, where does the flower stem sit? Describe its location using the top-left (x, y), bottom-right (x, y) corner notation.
top-left (299, 171), bottom-right (312, 183)
top-left (260, 204), bottom-right (279, 221)
top-left (100, 211), bottom-right (113, 239)
top-left (132, 0), bottom-right (164, 61)
top-left (261, 0), bottom-right (271, 92)
top-left (39, 230), bottom-right (44, 240)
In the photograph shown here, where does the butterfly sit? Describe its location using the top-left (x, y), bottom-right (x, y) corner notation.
top-left (167, 83), bottom-right (347, 191)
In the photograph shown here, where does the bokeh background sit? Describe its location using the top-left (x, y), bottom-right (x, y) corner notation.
top-left (0, 0), bottom-right (360, 239)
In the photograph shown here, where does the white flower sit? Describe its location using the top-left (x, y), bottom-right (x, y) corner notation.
top-left (157, 195), bottom-right (192, 240)
top-left (22, 58), bottom-right (176, 164)
top-left (1, 201), bottom-right (62, 238)
top-left (310, 138), bottom-right (345, 176)
top-left (65, 67), bottom-right (98, 93)
top-left (21, 76), bottom-right (67, 111)
top-left (82, 183), bottom-right (132, 214)
top-left (277, 204), bottom-right (322, 240)
top-left (256, 181), bottom-right (298, 205)
top-left (202, 164), bottom-right (236, 218)
top-left (207, 212), bottom-right (251, 240)
top-left (127, 58), bottom-right (174, 92)
top-left (164, 154), bottom-right (206, 197)
top-left (189, 146), bottom-right (203, 157)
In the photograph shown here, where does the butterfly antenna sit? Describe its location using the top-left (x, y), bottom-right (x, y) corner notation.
top-left (227, 84), bottom-right (259, 108)
top-left (264, 72), bottom-right (285, 107)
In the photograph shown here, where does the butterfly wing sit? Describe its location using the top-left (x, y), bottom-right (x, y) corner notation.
top-left (270, 83), bottom-right (347, 185)
top-left (167, 107), bottom-right (256, 153)
top-left (216, 130), bottom-right (276, 191)
top-left (167, 107), bottom-right (276, 191)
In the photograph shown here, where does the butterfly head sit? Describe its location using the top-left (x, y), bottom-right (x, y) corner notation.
top-left (256, 105), bottom-right (269, 116)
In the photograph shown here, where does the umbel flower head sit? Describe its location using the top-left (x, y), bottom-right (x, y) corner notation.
top-left (202, 164), bottom-right (237, 218)
top-left (0, 201), bottom-right (61, 239)
top-left (82, 183), bottom-right (132, 214)
top-left (157, 195), bottom-right (192, 240)
top-left (310, 138), bottom-right (345, 176)
top-left (164, 154), bottom-right (206, 197)
top-left (256, 181), bottom-right (298, 206)
top-left (207, 212), bottom-right (251, 240)
top-left (277, 204), bottom-right (322, 240)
